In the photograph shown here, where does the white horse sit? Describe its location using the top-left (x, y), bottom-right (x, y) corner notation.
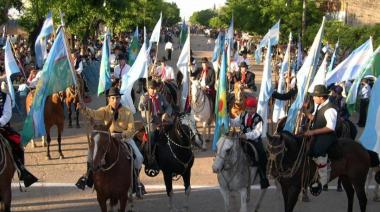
top-left (212, 135), bottom-right (267, 212)
top-left (190, 79), bottom-right (213, 150)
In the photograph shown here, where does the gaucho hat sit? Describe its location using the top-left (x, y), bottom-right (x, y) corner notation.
top-left (310, 85), bottom-right (329, 97)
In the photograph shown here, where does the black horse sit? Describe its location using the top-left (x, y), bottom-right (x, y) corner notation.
top-left (134, 113), bottom-right (203, 211)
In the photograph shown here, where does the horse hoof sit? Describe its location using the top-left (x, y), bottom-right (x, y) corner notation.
top-left (59, 155), bottom-right (64, 160)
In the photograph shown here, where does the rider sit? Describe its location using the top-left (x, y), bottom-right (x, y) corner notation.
top-left (230, 96), bottom-right (270, 189)
top-left (154, 57), bottom-right (176, 82)
top-left (112, 54), bottom-right (131, 87)
top-left (303, 84), bottom-right (338, 192)
top-left (76, 87), bottom-right (144, 196)
top-left (190, 57), bottom-right (216, 104)
top-left (234, 61), bottom-right (256, 91)
top-left (73, 51), bottom-right (89, 93)
top-left (0, 67), bottom-right (38, 187)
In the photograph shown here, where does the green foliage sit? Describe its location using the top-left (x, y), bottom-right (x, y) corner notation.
top-left (209, 16), bottom-right (228, 29)
top-left (0, 0), bottom-right (23, 25)
top-left (189, 9), bottom-right (217, 27)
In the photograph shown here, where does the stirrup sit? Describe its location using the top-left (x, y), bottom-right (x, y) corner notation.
top-left (309, 182), bottom-right (322, 196)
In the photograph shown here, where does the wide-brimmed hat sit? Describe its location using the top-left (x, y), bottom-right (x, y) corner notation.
top-left (107, 87), bottom-right (123, 97)
top-left (310, 85), bottom-right (329, 97)
top-left (239, 61), bottom-right (248, 68)
top-left (201, 57), bottom-right (209, 63)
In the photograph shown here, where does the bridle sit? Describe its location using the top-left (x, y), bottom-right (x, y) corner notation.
top-left (91, 130), bottom-right (121, 172)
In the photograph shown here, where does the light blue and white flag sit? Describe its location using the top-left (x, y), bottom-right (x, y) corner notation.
top-left (225, 17), bottom-right (234, 47)
top-left (328, 39), bottom-right (339, 72)
top-left (308, 53), bottom-right (328, 93)
top-left (97, 32), bottom-right (112, 96)
top-left (35, 12), bottom-right (54, 69)
top-left (212, 32), bottom-right (224, 62)
top-left (177, 27), bottom-right (190, 112)
top-left (257, 39), bottom-right (273, 138)
top-left (326, 38), bottom-right (373, 85)
top-left (284, 17), bottom-right (326, 133)
top-left (273, 32), bottom-right (292, 123)
top-left (120, 27), bottom-right (148, 113)
top-left (3, 37), bottom-right (20, 107)
top-left (1, 25), bottom-right (5, 45)
top-left (360, 78), bottom-right (380, 155)
top-left (148, 12), bottom-right (162, 50)
top-left (255, 20), bottom-right (280, 64)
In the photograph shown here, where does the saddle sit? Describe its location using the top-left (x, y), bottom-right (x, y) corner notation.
top-left (0, 126), bottom-right (21, 145)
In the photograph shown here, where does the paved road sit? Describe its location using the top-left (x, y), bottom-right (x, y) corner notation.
top-left (8, 34), bottom-right (380, 211)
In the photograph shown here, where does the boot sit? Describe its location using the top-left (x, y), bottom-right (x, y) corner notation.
top-left (14, 148), bottom-right (38, 188)
top-left (20, 167), bottom-right (38, 188)
top-left (258, 168), bottom-right (270, 189)
top-left (75, 162), bottom-right (93, 190)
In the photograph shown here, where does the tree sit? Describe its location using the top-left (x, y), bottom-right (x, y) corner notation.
top-left (189, 9), bottom-right (217, 27)
top-left (162, 2), bottom-right (180, 27)
top-left (0, 0), bottom-right (22, 25)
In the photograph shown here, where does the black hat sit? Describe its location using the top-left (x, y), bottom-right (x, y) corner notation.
top-left (311, 85), bottom-right (329, 97)
top-left (239, 49), bottom-right (248, 55)
top-left (158, 56), bottom-right (167, 63)
top-left (239, 61), bottom-right (248, 68)
top-left (107, 87), bottom-right (123, 97)
top-left (147, 80), bottom-right (159, 89)
top-left (201, 57), bottom-right (209, 63)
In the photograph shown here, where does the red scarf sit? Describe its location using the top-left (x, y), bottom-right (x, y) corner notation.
top-left (150, 95), bottom-right (161, 115)
top-left (201, 68), bottom-right (208, 79)
top-left (161, 65), bottom-right (166, 80)
top-left (246, 114), bottom-right (253, 127)
top-left (241, 71), bottom-right (246, 84)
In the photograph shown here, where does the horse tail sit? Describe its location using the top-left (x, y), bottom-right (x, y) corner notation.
top-left (367, 150), bottom-right (380, 167)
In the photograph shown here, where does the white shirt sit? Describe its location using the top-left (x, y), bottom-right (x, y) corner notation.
top-left (165, 42), bottom-right (173, 51)
top-left (113, 63), bottom-right (131, 80)
top-left (360, 84), bottom-right (371, 99)
top-left (75, 60), bottom-right (83, 74)
top-left (155, 65), bottom-right (175, 81)
top-left (312, 99), bottom-right (337, 131)
top-left (230, 113), bottom-right (262, 141)
top-left (229, 61), bottom-right (239, 73)
top-left (28, 71), bottom-right (42, 89)
top-left (0, 94), bottom-right (12, 127)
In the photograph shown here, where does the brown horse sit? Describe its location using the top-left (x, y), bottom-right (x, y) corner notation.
top-left (0, 137), bottom-right (15, 212)
top-left (64, 74), bottom-right (85, 128)
top-left (267, 128), bottom-right (379, 212)
top-left (90, 121), bottom-right (132, 212)
top-left (229, 82), bottom-right (254, 118)
top-left (26, 91), bottom-right (65, 160)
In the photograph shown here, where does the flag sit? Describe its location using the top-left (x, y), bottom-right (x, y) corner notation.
top-left (273, 32), bottom-right (292, 123)
top-left (226, 17), bottom-right (234, 67)
top-left (21, 29), bottom-right (75, 145)
top-left (97, 32), bottom-right (112, 96)
top-left (328, 39), bottom-right (339, 72)
top-left (296, 34), bottom-right (303, 71)
top-left (308, 53), bottom-right (328, 93)
top-left (255, 20), bottom-right (280, 64)
top-left (326, 38), bottom-right (373, 85)
top-left (3, 37), bottom-right (20, 107)
top-left (212, 46), bottom-right (229, 150)
top-left (346, 46), bottom-right (380, 108)
top-left (284, 17), bottom-right (325, 133)
top-left (1, 25), bottom-right (5, 45)
top-left (120, 27), bottom-right (148, 113)
top-left (35, 12), bottom-right (54, 69)
top-left (212, 31), bottom-right (224, 62)
top-left (257, 39), bottom-right (273, 138)
top-left (177, 27), bottom-right (190, 112)
top-left (128, 26), bottom-right (140, 65)
top-left (148, 12), bottom-right (162, 49)
top-left (179, 20), bottom-right (188, 48)
top-left (360, 78), bottom-right (380, 155)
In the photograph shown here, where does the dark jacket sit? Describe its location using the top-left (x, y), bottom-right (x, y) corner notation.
top-left (191, 67), bottom-right (215, 89)
top-left (234, 71), bottom-right (256, 91)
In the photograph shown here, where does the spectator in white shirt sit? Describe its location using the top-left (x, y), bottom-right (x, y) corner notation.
top-left (113, 54), bottom-right (131, 87)
top-left (357, 79), bottom-right (371, 127)
top-left (165, 41), bottom-right (174, 60)
top-left (154, 57), bottom-right (175, 82)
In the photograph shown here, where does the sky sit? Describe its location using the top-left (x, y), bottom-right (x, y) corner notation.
top-left (166, 0), bottom-right (226, 20)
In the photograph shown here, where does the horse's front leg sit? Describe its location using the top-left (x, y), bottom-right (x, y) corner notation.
top-left (239, 187), bottom-right (248, 212)
top-left (97, 194), bottom-right (107, 212)
top-left (220, 187), bottom-right (230, 212)
top-left (119, 193), bottom-right (128, 212)
top-left (1, 184), bottom-right (12, 212)
top-left (183, 168), bottom-right (192, 211)
top-left (163, 172), bottom-right (175, 212)
top-left (57, 126), bottom-right (64, 159)
top-left (202, 122), bottom-right (208, 150)
top-left (46, 132), bottom-right (52, 160)
top-left (67, 103), bottom-right (73, 128)
top-left (75, 104), bottom-right (80, 128)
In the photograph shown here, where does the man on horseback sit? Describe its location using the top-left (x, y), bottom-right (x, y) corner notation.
top-left (0, 69), bottom-right (38, 187)
top-left (303, 85), bottom-right (338, 192)
top-left (234, 61), bottom-right (256, 92)
top-left (230, 96), bottom-right (270, 189)
top-left (76, 87), bottom-right (144, 196)
top-left (112, 54), bottom-right (131, 88)
top-left (153, 57), bottom-right (176, 82)
top-left (190, 57), bottom-right (216, 105)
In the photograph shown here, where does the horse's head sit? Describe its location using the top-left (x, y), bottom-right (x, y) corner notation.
top-left (90, 119), bottom-right (113, 172)
top-left (266, 131), bottom-right (301, 178)
top-left (178, 113), bottom-right (204, 149)
top-left (212, 135), bottom-right (240, 173)
top-left (233, 82), bottom-right (244, 104)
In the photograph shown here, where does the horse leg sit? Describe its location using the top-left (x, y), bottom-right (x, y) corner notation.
top-left (67, 103), bottom-right (73, 128)
top-left (1, 185), bottom-right (11, 212)
top-left (119, 194), bottom-right (128, 212)
top-left (202, 122), bottom-right (207, 150)
top-left (163, 172), bottom-right (175, 211)
top-left (341, 176), bottom-right (355, 212)
top-left (284, 185), bottom-right (301, 212)
top-left (46, 133), bottom-right (52, 160)
top-left (75, 106), bottom-right (80, 128)
top-left (97, 195), bottom-right (107, 212)
top-left (183, 169), bottom-right (191, 211)
top-left (42, 136), bottom-right (46, 147)
top-left (239, 188), bottom-right (248, 212)
top-left (220, 188), bottom-right (231, 212)
top-left (58, 126), bottom-right (64, 159)
top-left (353, 181), bottom-right (367, 212)
top-left (31, 139), bottom-right (36, 148)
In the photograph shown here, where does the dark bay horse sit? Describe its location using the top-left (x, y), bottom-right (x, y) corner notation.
top-left (64, 74), bottom-right (85, 128)
top-left (90, 121), bottom-right (132, 212)
top-left (267, 130), bottom-right (380, 212)
top-left (0, 137), bottom-right (15, 212)
top-left (228, 82), bottom-right (255, 119)
top-left (26, 91), bottom-right (64, 160)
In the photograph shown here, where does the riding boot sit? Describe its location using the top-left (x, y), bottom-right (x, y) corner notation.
top-left (258, 166), bottom-right (270, 189)
top-left (75, 162), bottom-right (93, 190)
top-left (253, 140), bottom-right (270, 189)
top-left (12, 145), bottom-right (38, 187)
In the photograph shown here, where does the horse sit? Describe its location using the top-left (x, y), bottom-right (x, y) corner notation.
top-left (228, 82), bottom-right (255, 119)
top-left (0, 136), bottom-right (15, 212)
top-left (26, 90), bottom-right (65, 160)
top-left (137, 114), bottom-right (203, 211)
top-left (266, 130), bottom-right (380, 212)
top-left (89, 120), bottom-right (132, 212)
top-left (64, 74), bottom-right (85, 128)
top-left (212, 134), bottom-right (267, 212)
top-left (190, 79), bottom-right (213, 149)
top-left (156, 80), bottom-right (179, 112)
